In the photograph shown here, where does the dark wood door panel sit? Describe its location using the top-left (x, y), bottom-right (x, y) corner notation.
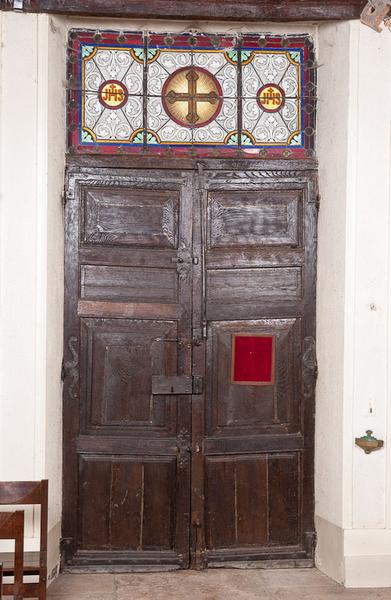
top-left (205, 453), bottom-right (301, 554)
top-left (207, 189), bottom-right (302, 249)
top-left (63, 168), bottom-right (193, 570)
top-left (205, 456), bottom-right (268, 549)
top-left (81, 186), bottom-right (179, 249)
top-left (207, 267), bottom-right (303, 301)
top-left (206, 248), bottom-right (305, 270)
top-left (206, 268), bottom-right (304, 320)
top-left (77, 300), bottom-right (181, 320)
top-left (206, 319), bottom-right (302, 437)
top-left (79, 456), bottom-right (177, 552)
top-left (80, 265), bottom-right (179, 304)
top-left (63, 165), bottom-right (317, 571)
top-left (191, 169), bottom-right (317, 568)
top-left (80, 318), bottom-right (178, 433)
top-left (79, 246), bottom-right (178, 268)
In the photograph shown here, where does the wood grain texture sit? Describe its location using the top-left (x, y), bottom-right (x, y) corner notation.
top-left (1, 0), bottom-right (366, 21)
top-left (79, 456), bottom-right (176, 552)
top-left (80, 265), bottom-right (178, 304)
top-left (63, 170), bottom-right (193, 570)
top-left (200, 169), bottom-right (317, 566)
top-left (63, 163), bottom-right (317, 571)
top-left (82, 187), bottom-right (179, 249)
top-left (208, 190), bottom-right (301, 249)
top-left (205, 457), bottom-right (271, 549)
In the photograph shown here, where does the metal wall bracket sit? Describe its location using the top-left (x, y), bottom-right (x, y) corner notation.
top-left (361, 0), bottom-right (391, 32)
top-left (355, 430), bottom-right (384, 454)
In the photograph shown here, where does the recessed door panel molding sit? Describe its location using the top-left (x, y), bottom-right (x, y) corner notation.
top-left (80, 265), bottom-right (179, 304)
top-left (63, 165), bottom-right (317, 571)
top-left (80, 318), bottom-right (179, 432)
top-left (207, 189), bottom-right (302, 249)
top-left (81, 186), bottom-right (180, 248)
top-left (205, 319), bottom-right (301, 436)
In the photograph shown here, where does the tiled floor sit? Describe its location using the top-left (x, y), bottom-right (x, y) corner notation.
top-left (45, 569), bottom-right (391, 600)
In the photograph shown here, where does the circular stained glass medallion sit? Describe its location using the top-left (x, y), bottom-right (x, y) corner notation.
top-left (98, 80), bottom-right (128, 110)
top-left (162, 67), bottom-right (223, 128)
top-left (257, 84), bottom-right (285, 113)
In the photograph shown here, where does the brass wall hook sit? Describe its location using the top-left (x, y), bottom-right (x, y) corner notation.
top-left (355, 430), bottom-right (384, 454)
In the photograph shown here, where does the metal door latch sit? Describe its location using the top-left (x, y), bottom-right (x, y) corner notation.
top-left (152, 375), bottom-right (203, 395)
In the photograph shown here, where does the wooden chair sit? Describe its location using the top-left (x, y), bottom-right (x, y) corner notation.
top-left (0, 481), bottom-right (48, 600)
top-left (0, 511), bottom-right (24, 600)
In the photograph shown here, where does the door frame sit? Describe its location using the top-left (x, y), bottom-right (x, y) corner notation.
top-left (0, 0), bottom-right (365, 22)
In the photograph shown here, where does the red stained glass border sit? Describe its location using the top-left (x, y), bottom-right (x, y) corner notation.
top-left (231, 334), bottom-right (275, 386)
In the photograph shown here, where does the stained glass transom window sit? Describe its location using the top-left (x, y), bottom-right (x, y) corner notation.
top-left (67, 31), bottom-right (316, 158)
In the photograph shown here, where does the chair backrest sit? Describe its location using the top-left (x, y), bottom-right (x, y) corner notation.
top-left (0, 481), bottom-right (48, 557)
top-left (0, 511), bottom-right (24, 600)
top-left (0, 481), bottom-right (47, 506)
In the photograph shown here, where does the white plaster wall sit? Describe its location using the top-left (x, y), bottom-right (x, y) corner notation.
top-left (0, 11), bottom-right (66, 578)
top-left (316, 20), bottom-right (391, 587)
top-left (344, 22), bottom-right (391, 587)
top-left (316, 20), bottom-right (352, 530)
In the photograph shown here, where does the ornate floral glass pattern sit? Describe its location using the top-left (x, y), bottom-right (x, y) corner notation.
top-left (67, 31), bottom-right (316, 157)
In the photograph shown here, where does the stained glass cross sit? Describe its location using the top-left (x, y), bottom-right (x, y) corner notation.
top-left (165, 69), bottom-right (219, 125)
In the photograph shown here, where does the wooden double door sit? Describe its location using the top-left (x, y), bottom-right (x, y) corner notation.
top-left (62, 163), bottom-right (318, 571)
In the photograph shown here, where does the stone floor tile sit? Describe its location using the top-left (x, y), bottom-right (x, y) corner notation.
top-left (45, 569), bottom-right (391, 600)
top-left (48, 595), bottom-right (114, 600)
top-left (48, 573), bottom-right (115, 596)
top-left (261, 568), bottom-right (340, 590)
top-left (273, 587), bottom-right (391, 599)
top-left (116, 584), bottom-right (272, 600)
top-left (116, 570), bottom-right (270, 600)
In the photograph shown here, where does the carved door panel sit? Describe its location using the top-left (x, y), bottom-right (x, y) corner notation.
top-left (191, 169), bottom-right (318, 568)
top-left (63, 169), bottom-right (193, 570)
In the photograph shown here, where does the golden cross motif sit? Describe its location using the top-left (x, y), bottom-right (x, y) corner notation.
top-left (165, 69), bottom-right (219, 125)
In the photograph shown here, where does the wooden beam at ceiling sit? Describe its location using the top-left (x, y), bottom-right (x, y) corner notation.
top-left (1, 0), bottom-right (367, 21)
